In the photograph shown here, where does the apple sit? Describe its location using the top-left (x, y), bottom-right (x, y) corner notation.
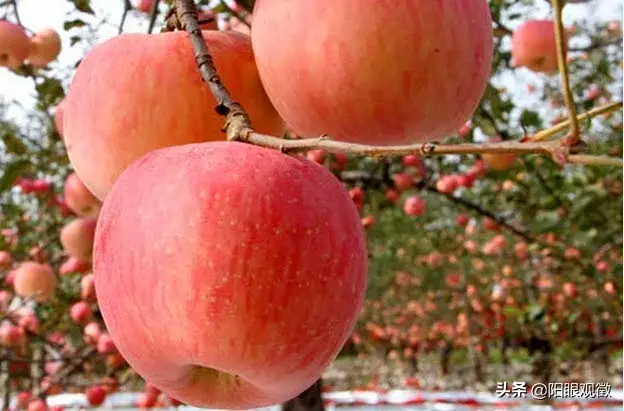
top-left (403, 196), bottom-right (426, 217)
top-left (18, 311), bottom-right (40, 333)
top-left (0, 322), bottom-right (26, 346)
top-left (436, 175), bottom-right (458, 194)
top-left (86, 385), bottom-right (107, 406)
top-left (392, 173), bottom-right (413, 191)
top-left (97, 333), bottom-right (118, 354)
top-left (60, 218), bottom-right (97, 261)
top-left (81, 273), bottom-right (96, 301)
top-left (251, 0), bottom-right (492, 145)
top-left (93, 142), bottom-right (367, 409)
top-left (63, 31), bottom-right (284, 200)
top-left (27, 28), bottom-right (62, 68)
top-left (511, 20), bottom-right (565, 74)
top-left (0, 21), bottom-right (31, 69)
top-left (16, 391), bottom-right (32, 408)
top-left (83, 322), bottom-right (102, 344)
top-left (63, 172), bottom-right (101, 218)
top-left (27, 400), bottom-right (48, 411)
top-left (482, 153), bottom-right (516, 171)
top-left (59, 256), bottom-right (91, 275)
top-left (70, 301), bottom-right (93, 324)
top-left (0, 250), bottom-right (12, 269)
top-left (13, 262), bottom-right (57, 302)
top-left (136, 392), bottom-right (159, 408)
top-left (136, 0), bottom-right (153, 13)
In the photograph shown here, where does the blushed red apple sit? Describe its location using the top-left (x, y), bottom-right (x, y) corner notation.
top-left (63, 31), bottom-right (284, 200)
top-left (0, 21), bottom-right (30, 69)
top-left (27, 28), bottom-right (62, 68)
top-left (93, 142), bottom-right (367, 409)
top-left (13, 262), bottom-right (57, 302)
top-left (511, 20), bottom-right (565, 74)
top-left (251, 0), bottom-right (493, 145)
top-left (60, 218), bottom-right (97, 261)
top-left (63, 172), bottom-right (101, 218)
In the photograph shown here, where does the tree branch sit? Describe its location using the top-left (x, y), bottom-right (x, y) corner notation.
top-left (147, 0), bottom-right (161, 34)
top-left (551, 0), bottom-right (580, 144)
top-left (118, 0), bottom-right (132, 34)
top-left (172, 0), bottom-right (621, 168)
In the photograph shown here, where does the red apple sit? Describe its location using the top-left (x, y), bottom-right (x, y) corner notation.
top-left (511, 20), bottom-right (564, 74)
top-left (0, 322), bottom-right (26, 346)
top-left (70, 301), bottom-right (93, 324)
top-left (63, 31), bottom-right (284, 200)
top-left (27, 28), bottom-right (62, 68)
top-left (59, 256), bottom-right (91, 275)
top-left (93, 142), bottom-right (367, 409)
top-left (27, 400), bottom-right (48, 411)
top-left (13, 262), bottom-right (57, 302)
top-left (97, 333), bottom-right (117, 354)
top-left (0, 250), bottom-right (12, 269)
top-left (63, 172), bottom-right (101, 218)
top-left (81, 273), bottom-right (96, 301)
top-left (251, 0), bottom-right (492, 145)
top-left (0, 21), bottom-right (30, 69)
top-left (403, 196), bottom-right (426, 217)
top-left (86, 385), bottom-right (107, 406)
top-left (60, 218), bottom-right (97, 261)
top-left (83, 322), bottom-right (102, 344)
top-left (136, 0), bottom-right (153, 13)
top-left (136, 392), bottom-right (159, 408)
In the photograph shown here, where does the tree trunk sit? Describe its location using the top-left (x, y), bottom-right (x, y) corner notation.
top-left (281, 379), bottom-right (324, 411)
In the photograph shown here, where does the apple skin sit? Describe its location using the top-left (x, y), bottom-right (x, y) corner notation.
top-left (27, 28), bottom-right (62, 68)
top-left (60, 218), bottom-right (97, 261)
top-left (251, 0), bottom-right (492, 145)
top-left (13, 262), bottom-right (57, 302)
top-left (64, 172), bottom-right (101, 218)
top-left (511, 20), bottom-right (563, 74)
top-left (482, 153), bottom-right (517, 171)
top-left (63, 30), bottom-right (284, 200)
top-left (93, 142), bottom-right (367, 409)
top-left (0, 21), bottom-right (31, 69)
top-left (137, 0), bottom-right (153, 13)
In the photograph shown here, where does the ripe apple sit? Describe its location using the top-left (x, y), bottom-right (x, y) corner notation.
top-left (27, 28), bottom-right (62, 68)
top-left (60, 218), bottom-right (97, 261)
top-left (93, 142), bottom-right (367, 409)
top-left (70, 301), bottom-right (93, 324)
top-left (136, 0), bottom-right (153, 13)
top-left (27, 400), bottom-right (48, 411)
top-left (251, 0), bottom-right (492, 145)
top-left (81, 273), bottom-right (96, 301)
top-left (59, 256), bottom-right (91, 275)
top-left (0, 250), bottom-right (12, 269)
top-left (0, 322), bottom-right (26, 346)
top-left (403, 196), bottom-right (426, 217)
top-left (63, 172), bottom-right (101, 218)
top-left (63, 31), bottom-right (284, 200)
top-left (55, 100), bottom-right (64, 135)
top-left (0, 21), bottom-right (31, 69)
top-left (86, 386), bottom-right (107, 406)
top-left (97, 333), bottom-right (117, 354)
top-left (83, 322), bottom-right (102, 344)
top-left (482, 153), bottom-right (517, 171)
top-left (511, 20), bottom-right (565, 74)
top-left (13, 262), bottom-right (57, 302)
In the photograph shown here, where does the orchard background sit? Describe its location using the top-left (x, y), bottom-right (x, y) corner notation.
top-left (0, 0), bottom-right (623, 410)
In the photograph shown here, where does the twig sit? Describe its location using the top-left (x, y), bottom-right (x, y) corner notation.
top-left (568, 154), bottom-right (624, 167)
top-left (118, 0), bottom-right (132, 34)
top-left (172, 0), bottom-right (622, 168)
top-left (175, 0), bottom-right (251, 139)
top-left (219, 0), bottom-right (251, 28)
top-left (551, 0), bottom-right (580, 144)
top-left (532, 101), bottom-right (622, 142)
top-left (10, 0), bottom-right (20, 25)
top-left (147, 0), bottom-right (161, 34)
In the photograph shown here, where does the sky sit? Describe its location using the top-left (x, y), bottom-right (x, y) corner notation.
top-left (0, 0), bottom-right (622, 127)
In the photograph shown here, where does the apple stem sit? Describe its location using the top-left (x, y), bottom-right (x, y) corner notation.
top-left (173, 0), bottom-right (621, 168)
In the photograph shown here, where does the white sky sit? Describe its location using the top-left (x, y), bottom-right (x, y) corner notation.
top-left (0, 0), bottom-right (622, 127)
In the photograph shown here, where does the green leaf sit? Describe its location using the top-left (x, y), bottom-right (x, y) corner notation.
top-left (1, 130), bottom-right (28, 155)
top-left (63, 19), bottom-right (87, 30)
top-left (68, 0), bottom-right (94, 14)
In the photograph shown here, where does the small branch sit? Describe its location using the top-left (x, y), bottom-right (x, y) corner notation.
top-left (220, 0), bottom-right (251, 28)
top-left (118, 0), bottom-right (132, 34)
top-left (532, 101), bottom-right (622, 142)
top-left (147, 0), bottom-right (161, 34)
top-left (551, 0), bottom-right (580, 144)
top-left (10, 0), bottom-right (20, 25)
top-left (568, 154), bottom-right (624, 167)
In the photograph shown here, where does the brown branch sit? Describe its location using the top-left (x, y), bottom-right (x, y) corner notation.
top-left (32, 346), bottom-right (96, 398)
top-left (220, 0), bottom-right (251, 28)
top-left (174, 0), bottom-right (252, 139)
top-left (147, 0), bottom-right (161, 34)
top-left (118, 0), bottom-right (132, 34)
top-left (551, 0), bottom-right (580, 144)
top-left (10, 0), bottom-right (20, 25)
